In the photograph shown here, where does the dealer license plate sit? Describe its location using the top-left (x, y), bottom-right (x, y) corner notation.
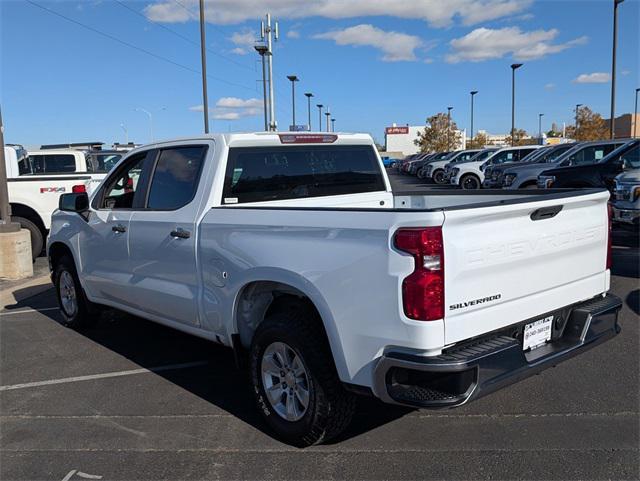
top-left (523, 316), bottom-right (553, 351)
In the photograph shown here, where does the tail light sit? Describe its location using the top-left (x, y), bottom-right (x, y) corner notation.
top-left (72, 184), bottom-right (86, 193)
top-left (394, 227), bottom-right (444, 321)
top-left (606, 203), bottom-right (612, 270)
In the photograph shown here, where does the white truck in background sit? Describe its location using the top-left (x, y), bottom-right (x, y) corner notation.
top-left (5, 146), bottom-right (123, 258)
top-left (48, 132), bottom-right (621, 446)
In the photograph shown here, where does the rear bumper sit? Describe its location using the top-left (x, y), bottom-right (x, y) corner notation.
top-left (372, 294), bottom-right (622, 408)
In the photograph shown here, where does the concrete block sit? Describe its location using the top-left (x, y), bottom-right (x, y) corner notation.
top-left (0, 229), bottom-right (33, 280)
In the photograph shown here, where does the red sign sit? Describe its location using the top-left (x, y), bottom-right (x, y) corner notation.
top-left (385, 126), bottom-right (409, 135)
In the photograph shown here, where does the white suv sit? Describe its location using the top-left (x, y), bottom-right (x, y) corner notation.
top-left (450, 145), bottom-right (540, 189)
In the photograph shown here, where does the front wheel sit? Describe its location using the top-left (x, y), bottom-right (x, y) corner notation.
top-left (250, 306), bottom-right (355, 446)
top-left (460, 174), bottom-right (481, 190)
top-left (53, 255), bottom-right (98, 329)
top-left (433, 169), bottom-right (445, 184)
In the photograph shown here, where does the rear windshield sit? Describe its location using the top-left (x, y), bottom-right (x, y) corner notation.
top-left (223, 145), bottom-right (385, 204)
top-left (30, 154), bottom-right (76, 173)
top-left (87, 153), bottom-right (123, 173)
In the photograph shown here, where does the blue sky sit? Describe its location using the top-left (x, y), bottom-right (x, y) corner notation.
top-left (1, 0), bottom-right (638, 147)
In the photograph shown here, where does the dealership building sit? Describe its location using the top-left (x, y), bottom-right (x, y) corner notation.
top-left (384, 124), bottom-right (466, 156)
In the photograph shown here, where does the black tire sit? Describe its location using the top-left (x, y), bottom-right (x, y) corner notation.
top-left (250, 304), bottom-right (356, 447)
top-left (433, 169), bottom-right (445, 184)
top-left (53, 255), bottom-right (98, 329)
top-left (13, 216), bottom-right (43, 260)
top-left (460, 174), bottom-right (481, 190)
top-left (417, 168), bottom-right (426, 179)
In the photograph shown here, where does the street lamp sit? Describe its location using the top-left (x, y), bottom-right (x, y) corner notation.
top-left (538, 113), bottom-right (544, 141)
top-left (470, 91), bottom-right (478, 146)
top-left (331, 118), bottom-right (336, 132)
top-left (135, 108), bottom-right (153, 143)
top-left (510, 63), bottom-right (523, 146)
top-left (610, 0), bottom-right (625, 139)
top-left (304, 93), bottom-right (313, 131)
top-left (198, 0), bottom-right (209, 133)
top-left (325, 108), bottom-right (331, 133)
top-left (120, 123), bottom-right (128, 144)
top-left (575, 103), bottom-right (583, 139)
top-left (633, 88), bottom-right (639, 138)
top-left (447, 106), bottom-right (453, 150)
top-left (254, 45), bottom-right (269, 131)
top-left (286, 75), bottom-right (299, 130)
top-left (316, 104), bottom-right (323, 132)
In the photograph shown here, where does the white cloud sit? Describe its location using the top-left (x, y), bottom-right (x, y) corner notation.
top-left (621, 69), bottom-right (630, 76)
top-left (446, 27), bottom-right (587, 63)
top-left (190, 98), bottom-right (263, 121)
top-left (144, 0), bottom-right (532, 27)
top-left (572, 72), bottom-right (611, 84)
top-left (287, 30), bottom-right (301, 39)
top-left (544, 83), bottom-right (555, 90)
top-left (229, 30), bottom-right (256, 55)
top-left (314, 24), bottom-right (423, 62)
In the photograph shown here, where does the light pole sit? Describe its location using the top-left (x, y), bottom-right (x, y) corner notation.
top-left (0, 106), bottom-right (19, 233)
top-left (120, 123), bottom-right (128, 144)
top-left (198, 0), bottom-right (209, 133)
top-left (304, 93), bottom-right (313, 131)
top-left (538, 113), bottom-right (544, 142)
top-left (510, 63), bottom-right (523, 146)
top-left (331, 118), bottom-right (336, 132)
top-left (470, 91), bottom-right (478, 146)
top-left (317, 104), bottom-right (323, 131)
top-left (286, 75), bottom-right (299, 130)
top-left (610, 0), bottom-right (624, 139)
top-left (447, 106), bottom-right (453, 150)
top-left (325, 108), bottom-right (331, 133)
top-left (575, 103), bottom-right (582, 139)
top-left (254, 45), bottom-right (269, 131)
top-left (135, 108), bottom-right (153, 143)
top-left (634, 88), bottom-right (639, 138)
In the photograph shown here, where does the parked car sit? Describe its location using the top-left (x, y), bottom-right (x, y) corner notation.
top-left (423, 149), bottom-right (480, 184)
top-left (503, 139), bottom-right (627, 190)
top-left (407, 153), bottom-right (434, 175)
top-left (483, 143), bottom-right (574, 188)
top-left (537, 139), bottom-right (637, 189)
top-left (450, 145), bottom-right (540, 189)
top-left (443, 148), bottom-right (498, 183)
top-left (48, 131), bottom-right (621, 446)
top-left (6, 148), bottom-right (118, 258)
top-left (612, 168), bottom-right (640, 227)
top-left (415, 152), bottom-right (451, 179)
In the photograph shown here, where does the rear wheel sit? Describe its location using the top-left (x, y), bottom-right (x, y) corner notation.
top-left (433, 169), bottom-right (445, 184)
top-left (250, 304), bottom-right (355, 446)
top-left (53, 255), bottom-right (98, 329)
top-left (460, 174), bottom-right (481, 190)
top-left (12, 216), bottom-right (43, 260)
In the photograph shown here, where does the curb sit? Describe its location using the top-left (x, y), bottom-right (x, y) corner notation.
top-left (1, 275), bottom-right (53, 309)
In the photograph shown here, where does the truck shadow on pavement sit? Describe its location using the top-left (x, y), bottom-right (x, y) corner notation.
top-left (6, 292), bottom-right (412, 445)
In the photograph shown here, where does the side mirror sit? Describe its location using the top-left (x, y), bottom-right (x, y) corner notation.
top-left (59, 192), bottom-right (89, 213)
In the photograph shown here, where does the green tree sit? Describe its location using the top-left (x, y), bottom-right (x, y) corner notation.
top-left (414, 113), bottom-right (461, 152)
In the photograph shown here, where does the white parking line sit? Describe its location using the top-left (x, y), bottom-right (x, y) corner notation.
top-left (0, 307), bottom-right (59, 316)
top-left (0, 361), bottom-right (208, 392)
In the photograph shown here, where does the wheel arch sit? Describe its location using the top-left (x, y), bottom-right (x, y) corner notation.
top-left (10, 203), bottom-right (47, 236)
top-left (231, 271), bottom-right (348, 380)
top-left (48, 241), bottom-right (77, 274)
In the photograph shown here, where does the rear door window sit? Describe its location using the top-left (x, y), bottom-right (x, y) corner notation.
top-left (30, 154), bottom-right (76, 173)
top-left (147, 146), bottom-right (207, 210)
top-left (569, 144), bottom-right (622, 166)
top-left (223, 145), bottom-right (385, 204)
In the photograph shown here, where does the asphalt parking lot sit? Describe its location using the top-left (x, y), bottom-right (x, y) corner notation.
top-left (1, 173), bottom-right (638, 480)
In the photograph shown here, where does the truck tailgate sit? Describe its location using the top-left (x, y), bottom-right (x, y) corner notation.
top-left (442, 190), bottom-right (610, 345)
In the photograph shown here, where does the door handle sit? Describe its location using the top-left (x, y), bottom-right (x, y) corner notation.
top-left (530, 205), bottom-right (563, 221)
top-left (112, 224), bottom-right (127, 233)
top-left (170, 228), bottom-right (191, 239)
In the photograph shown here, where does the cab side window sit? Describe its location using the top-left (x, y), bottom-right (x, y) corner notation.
top-left (147, 146), bottom-right (206, 210)
top-left (99, 153), bottom-right (147, 209)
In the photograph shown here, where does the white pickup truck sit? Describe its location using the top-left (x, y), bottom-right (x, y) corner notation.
top-left (6, 147), bottom-right (123, 257)
top-left (47, 132), bottom-right (621, 446)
